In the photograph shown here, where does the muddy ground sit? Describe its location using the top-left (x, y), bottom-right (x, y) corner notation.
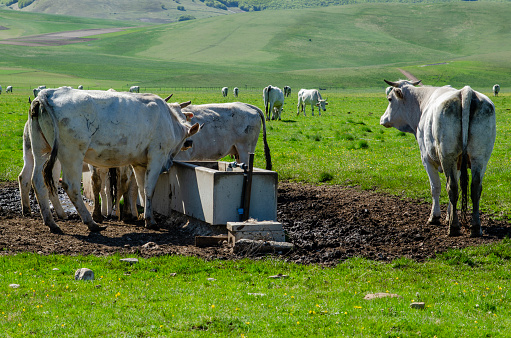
top-left (1, 181), bottom-right (510, 266)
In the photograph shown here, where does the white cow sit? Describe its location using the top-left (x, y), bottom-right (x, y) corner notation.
top-left (493, 84), bottom-right (500, 97)
top-left (380, 79), bottom-right (496, 237)
top-left (263, 85), bottom-right (284, 121)
top-left (129, 85), bottom-right (140, 93)
top-left (88, 165), bottom-right (139, 222)
top-left (284, 86), bottom-right (291, 97)
top-left (222, 87), bottom-right (228, 97)
top-left (233, 87), bottom-right (239, 97)
top-left (6, 86), bottom-right (12, 93)
top-left (175, 102), bottom-right (272, 170)
top-left (78, 85), bottom-right (83, 90)
top-left (33, 85), bottom-right (46, 97)
top-left (297, 89), bottom-right (328, 116)
top-left (28, 87), bottom-right (200, 233)
top-left (18, 120), bottom-right (68, 219)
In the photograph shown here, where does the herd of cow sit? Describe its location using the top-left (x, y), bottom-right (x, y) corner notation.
top-left (12, 80), bottom-right (499, 238)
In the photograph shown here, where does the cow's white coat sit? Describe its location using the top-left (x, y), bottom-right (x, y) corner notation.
top-left (263, 85), bottom-right (284, 121)
top-left (380, 80), bottom-right (496, 237)
top-left (297, 89), bottom-right (327, 116)
top-left (29, 87), bottom-right (199, 232)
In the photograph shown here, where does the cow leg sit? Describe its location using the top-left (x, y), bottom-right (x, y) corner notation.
top-left (90, 166), bottom-right (104, 223)
top-left (122, 174), bottom-right (139, 222)
top-left (29, 125), bottom-right (60, 232)
top-left (444, 164), bottom-right (461, 236)
top-left (424, 162), bottom-right (442, 225)
top-left (132, 164), bottom-right (158, 228)
top-left (469, 164), bottom-right (485, 237)
top-left (18, 143), bottom-right (34, 217)
top-left (49, 160), bottom-right (67, 220)
top-left (61, 162), bottom-right (106, 232)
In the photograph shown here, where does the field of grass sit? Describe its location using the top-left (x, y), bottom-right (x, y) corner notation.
top-left (2, 241), bottom-right (511, 336)
top-left (2, 89), bottom-right (511, 218)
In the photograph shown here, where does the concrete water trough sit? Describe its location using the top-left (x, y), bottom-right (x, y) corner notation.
top-left (83, 161), bottom-right (278, 226)
top-left (152, 161), bottom-right (278, 225)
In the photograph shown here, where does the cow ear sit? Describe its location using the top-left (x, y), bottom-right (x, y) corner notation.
top-left (183, 112), bottom-right (194, 122)
top-left (28, 97), bottom-right (31, 104)
top-left (188, 122), bottom-right (200, 136)
top-left (394, 88), bottom-right (404, 100)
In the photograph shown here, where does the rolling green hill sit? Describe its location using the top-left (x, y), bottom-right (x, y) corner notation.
top-left (0, 2), bottom-right (510, 91)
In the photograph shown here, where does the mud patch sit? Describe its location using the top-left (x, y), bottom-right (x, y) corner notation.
top-left (1, 180), bottom-right (510, 266)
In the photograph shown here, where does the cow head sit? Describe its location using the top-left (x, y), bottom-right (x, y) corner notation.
top-left (316, 99), bottom-right (328, 111)
top-left (380, 80), bottom-right (417, 134)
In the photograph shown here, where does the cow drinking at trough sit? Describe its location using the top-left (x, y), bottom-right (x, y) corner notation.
top-left (29, 87), bottom-right (200, 233)
top-left (263, 85), bottom-right (284, 121)
top-left (297, 89), bottom-right (328, 116)
top-left (380, 79), bottom-right (496, 237)
top-left (175, 102), bottom-right (272, 170)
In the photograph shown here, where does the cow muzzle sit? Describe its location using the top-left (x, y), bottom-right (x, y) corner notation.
top-left (181, 139), bottom-right (193, 151)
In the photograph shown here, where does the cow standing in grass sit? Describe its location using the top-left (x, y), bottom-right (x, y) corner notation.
top-left (297, 89), bottom-right (328, 116)
top-left (493, 84), bottom-right (500, 97)
top-left (263, 85), bottom-right (284, 121)
top-left (380, 79), bottom-right (496, 237)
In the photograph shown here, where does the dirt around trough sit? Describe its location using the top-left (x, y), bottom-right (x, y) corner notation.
top-left (1, 181), bottom-right (510, 266)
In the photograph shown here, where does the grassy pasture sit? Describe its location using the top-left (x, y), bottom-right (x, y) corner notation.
top-left (2, 89), bottom-right (511, 218)
top-left (1, 242), bottom-right (511, 336)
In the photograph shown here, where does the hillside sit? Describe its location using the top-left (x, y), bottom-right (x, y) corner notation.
top-left (0, 2), bottom-right (510, 90)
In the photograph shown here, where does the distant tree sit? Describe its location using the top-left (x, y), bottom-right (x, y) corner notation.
top-left (178, 15), bottom-right (196, 21)
top-left (18, 0), bottom-right (35, 8)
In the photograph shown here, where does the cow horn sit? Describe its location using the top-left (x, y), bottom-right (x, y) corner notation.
top-left (384, 79), bottom-right (400, 87)
top-left (411, 80), bottom-right (422, 86)
top-left (164, 94), bottom-right (173, 102)
top-left (28, 97), bottom-right (31, 104)
top-left (180, 101), bottom-right (192, 109)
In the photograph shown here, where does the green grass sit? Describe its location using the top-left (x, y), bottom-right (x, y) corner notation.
top-left (3, 90), bottom-right (511, 217)
top-left (1, 242), bottom-right (511, 336)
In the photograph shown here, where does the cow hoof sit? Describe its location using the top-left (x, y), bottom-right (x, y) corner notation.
top-left (427, 216), bottom-right (441, 225)
top-left (470, 227), bottom-right (482, 238)
top-left (448, 227), bottom-right (462, 237)
top-left (145, 223), bottom-right (160, 230)
top-left (49, 226), bottom-right (63, 234)
top-left (88, 224), bottom-right (107, 232)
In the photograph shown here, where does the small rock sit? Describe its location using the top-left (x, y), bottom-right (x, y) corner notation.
top-left (142, 242), bottom-right (159, 249)
top-left (248, 293), bottom-right (266, 297)
top-left (9, 284), bottom-right (20, 289)
top-left (75, 268), bottom-right (94, 281)
top-left (169, 273), bottom-right (177, 277)
top-left (52, 268), bottom-right (59, 271)
top-left (120, 258), bottom-right (139, 264)
top-left (207, 278), bottom-right (216, 281)
top-left (410, 302), bottom-right (425, 309)
top-left (364, 293), bottom-right (401, 300)
top-left (269, 274), bottom-right (289, 279)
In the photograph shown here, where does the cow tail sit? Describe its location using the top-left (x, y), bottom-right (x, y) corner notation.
top-left (256, 107), bottom-right (272, 170)
top-left (264, 86), bottom-right (271, 118)
top-left (31, 97), bottom-right (59, 196)
top-left (109, 168), bottom-right (118, 207)
top-left (459, 86), bottom-right (472, 222)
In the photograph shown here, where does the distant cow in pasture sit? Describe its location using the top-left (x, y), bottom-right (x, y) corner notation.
top-left (222, 87), bottom-right (228, 97)
top-left (263, 85), bottom-right (284, 121)
top-left (284, 86), bottom-right (291, 97)
top-left (129, 86), bottom-right (140, 93)
top-left (33, 85), bottom-right (46, 98)
top-left (78, 85), bottom-right (83, 90)
top-left (28, 87), bottom-right (200, 233)
top-left (6, 86), bottom-right (12, 93)
top-left (233, 87), bottom-right (239, 97)
top-left (297, 89), bottom-right (328, 116)
top-left (380, 79), bottom-right (496, 237)
top-left (493, 84), bottom-right (500, 97)
top-left (175, 102), bottom-right (272, 170)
